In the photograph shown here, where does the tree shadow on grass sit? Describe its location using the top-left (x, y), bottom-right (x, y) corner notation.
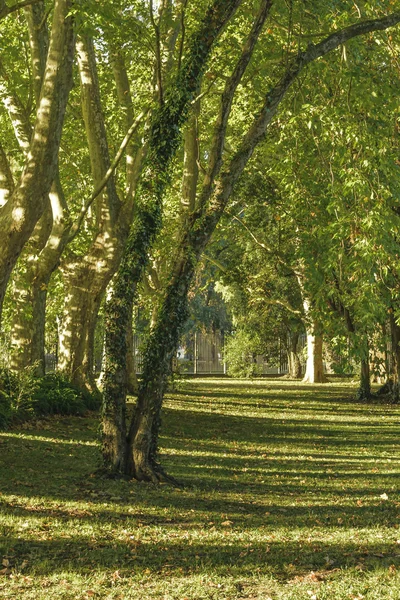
top-left (1, 530), bottom-right (399, 581)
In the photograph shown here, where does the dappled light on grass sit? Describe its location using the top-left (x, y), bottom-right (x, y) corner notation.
top-left (0, 379), bottom-right (399, 599)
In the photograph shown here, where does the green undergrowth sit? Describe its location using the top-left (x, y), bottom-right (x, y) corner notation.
top-left (0, 370), bottom-right (100, 429)
top-left (0, 379), bottom-right (399, 599)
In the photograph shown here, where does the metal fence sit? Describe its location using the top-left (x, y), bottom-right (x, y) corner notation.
top-left (132, 331), bottom-right (288, 376)
top-left (45, 331), bottom-right (294, 376)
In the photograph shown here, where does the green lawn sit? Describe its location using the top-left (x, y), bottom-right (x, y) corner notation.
top-left (0, 378), bottom-right (399, 599)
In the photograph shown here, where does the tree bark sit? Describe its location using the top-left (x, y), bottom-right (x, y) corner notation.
top-left (6, 5), bottom-right (72, 374)
top-left (358, 352), bottom-right (371, 400)
top-left (126, 315), bottom-right (138, 395)
top-left (58, 36), bottom-right (127, 390)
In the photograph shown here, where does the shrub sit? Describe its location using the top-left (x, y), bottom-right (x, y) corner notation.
top-left (0, 369), bottom-right (101, 429)
top-left (224, 331), bottom-right (263, 378)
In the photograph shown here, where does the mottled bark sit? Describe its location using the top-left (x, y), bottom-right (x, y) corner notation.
top-left (9, 198), bottom-right (52, 375)
top-left (0, 143), bottom-right (14, 207)
top-left (8, 6), bottom-right (71, 374)
top-left (181, 99), bottom-right (200, 221)
top-left (58, 262), bottom-right (105, 389)
top-left (0, 0), bottom-right (75, 321)
top-left (58, 37), bottom-right (125, 390)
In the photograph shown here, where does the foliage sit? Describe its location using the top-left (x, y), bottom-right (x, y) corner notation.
top-left (0, 370), bottom-right (100, 429)
top-left (224, 330), bottom-right (263, 378)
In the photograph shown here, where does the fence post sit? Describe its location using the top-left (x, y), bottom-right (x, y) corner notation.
top-left (194, 331), bottom-right (198, 375)
top-left (222, 332), bottom-right (227, 375)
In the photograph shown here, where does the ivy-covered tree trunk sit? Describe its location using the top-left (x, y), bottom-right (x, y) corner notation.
top-left (126, 314), bottom-right (138, 395)
top-left (102, 0), bottom-right (243, 474)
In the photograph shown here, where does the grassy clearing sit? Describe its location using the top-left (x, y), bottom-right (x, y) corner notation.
top-left (0, 378), bottom-right (399, 599)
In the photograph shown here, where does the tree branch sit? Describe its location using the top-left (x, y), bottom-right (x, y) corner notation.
top-left (198, 0), bottom-right (273, 210)
top-left (206, 10), bottom-right (400, 222)
top-left (0, 0), bottom-right (41, 20)
top-left (68, 109), bottom-right (148, 242)
top-left (150, 0), bottom-right (164, 105)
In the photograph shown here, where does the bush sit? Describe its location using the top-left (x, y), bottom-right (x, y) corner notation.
top-left (0, 369), bottom-right (101, 429)
top-left (224, 331), bottom-right (263, 378)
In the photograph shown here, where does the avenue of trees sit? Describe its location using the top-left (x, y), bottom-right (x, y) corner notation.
top-left (2, 0), bottom-right (400, 481)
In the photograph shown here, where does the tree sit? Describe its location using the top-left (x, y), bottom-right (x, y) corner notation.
top-left (101, 0), bottom-right (243, 476)
top-left (102, 5), bottom-right (400, 481)
top-left (0, 0), bottom-right (75, 320)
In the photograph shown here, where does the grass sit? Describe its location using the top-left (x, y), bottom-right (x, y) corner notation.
top-left (0, 378), bottom-right (399, 599)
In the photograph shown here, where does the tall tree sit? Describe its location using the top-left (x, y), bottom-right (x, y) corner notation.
top-left (102, 0), bottom-right (244, 475)
top-left (122, 9), bottom-right (400, 481)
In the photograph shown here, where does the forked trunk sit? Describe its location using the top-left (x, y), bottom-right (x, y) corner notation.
top-left (101, 0), bottom-right (243, 476)
top-left (0, 0), bottom-right (74, 321)
top-left (126, 269), bottom-right (193, 482)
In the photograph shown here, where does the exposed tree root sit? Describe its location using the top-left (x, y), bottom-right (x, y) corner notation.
top-left (134, 461), bottom-right (184, 488)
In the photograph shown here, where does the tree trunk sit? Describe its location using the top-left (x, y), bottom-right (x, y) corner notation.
top-left (9, 176), bottom-right (71, 375)
top-left (287, 332), bottom-right (302, 379)
top-left (358, 353), bottom-right (371, 400)
top-left (58, 36), bottom-right (127, 391)
top-left (126, 262), bottom-right (195, 481)
top-left (102, 4), bottom-right (400, 477)
top-left (126, 315), bottom-right (138, 395)
top-left (387, 312), bottom-right (400, 403)
top-left (10, 279), bottom-right (47, 377)
top-left (302, 325), bottom-right (327, 383)
top-left (59, 251), bottom-right (121, 390)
